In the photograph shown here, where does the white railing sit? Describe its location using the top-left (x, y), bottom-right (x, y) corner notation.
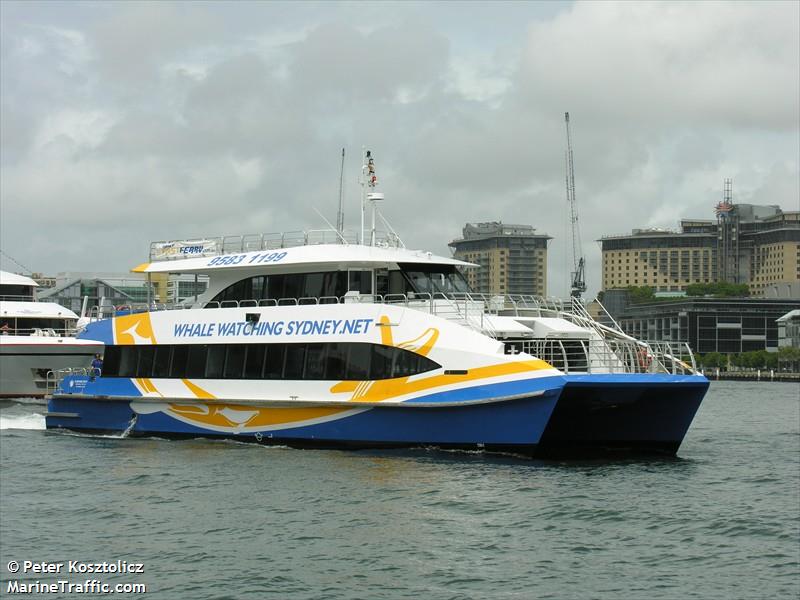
top-left (47, 367), bottom-right (92, 394)
top-left (148, 228), bottom-right (408, 262)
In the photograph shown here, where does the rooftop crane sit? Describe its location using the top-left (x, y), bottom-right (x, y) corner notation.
top-left (564, 112), bottom-right (586, 298)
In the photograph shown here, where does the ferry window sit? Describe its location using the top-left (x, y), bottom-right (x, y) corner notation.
top-left (244, 344), bottom-right (266, 379)
top-left (375, 268), bottom-right (389, 296)
top-left (284, 274), bottom-right (305, 301)
top-left (118, 346), bottom-right (138, 378)
top-left (153, 346), bottom-right (172, 378)
top-left (138, 346), bottom-right (156, 377)
top-left (303, 273), bottom-right (324, 299)
top-left (283, 344), bottom-right (306, 379)
top-left (266, 274), bottom-right (285, 300)
top-left (186, 345), bottom-right (208, 378)
top-left (98, 342), bottom-right (441, 381)
top-left (324, 343), bottom-right (348, 378)
top-left (171, 345), bottom-right (190, 378)
top-left (345, 344), bottom-right (371, 380)
top-left (224, 344), bottom-right (246, 378)
top-left (388, 270), bottom-right (407, 295)
top-left (264, 344), bottom-right (286, 379)
top-left (104, 346), bottom-right (121, 376)
top-left (370, 344), bottom-right (394, 379)
top-left (348, 270), bottom-right (372, 294)
top-left (304, 343), bottom-right (327, 379)
top-left (251, 276), bottom-right (267, 300)
top-left (206, 345), bottom-right (226, 378)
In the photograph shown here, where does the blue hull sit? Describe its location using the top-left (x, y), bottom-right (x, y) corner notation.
top-left (45, 373), bottom-right (709, 457)
top-left (45, 378), bottom-right (564, 455)
top-left (537, 373), bottom-right (710, 456)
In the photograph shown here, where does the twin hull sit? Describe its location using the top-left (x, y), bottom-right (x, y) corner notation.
top-left (45, 304), bottom-right (709, 456)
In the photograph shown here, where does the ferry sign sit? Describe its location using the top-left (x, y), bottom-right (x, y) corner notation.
top-left (152, 240), bottom-right (219, 260)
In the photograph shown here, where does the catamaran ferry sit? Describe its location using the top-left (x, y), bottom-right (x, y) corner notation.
top-left (45, 228), bottom-right (708, 456)
top-left (46, 151), bottom-right (708, 456)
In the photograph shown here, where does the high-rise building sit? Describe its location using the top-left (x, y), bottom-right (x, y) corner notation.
top-left (600, 203), bottom-right (799, 296)
top-left (448, 222), bottom-right (551, 296)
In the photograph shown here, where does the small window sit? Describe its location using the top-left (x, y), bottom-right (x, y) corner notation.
top-left (153, 346), bottom-right (171, 378)
top-left (138, 346), bottom-right (156, 377)
top-left (345, 344), bottom-right (371, 380)
top-left (304, 343), bottom-right (327, 379)
top-left (264, 344), bottom-right (286, 379)
top-left (283, 344), bottom-right (306, 379)
top-left (171, 345), bottom-right (190, 378)
top-left (206, 345), bottom-right (226, 378)
top-left (186, 345), bottom-right (208, 378)
top-left (244, 345), bottom-right (266, 379)
top-left (224, 344), bottom-right (246, 379)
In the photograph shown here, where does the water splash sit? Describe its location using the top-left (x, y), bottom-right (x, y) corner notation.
top-left (119, 414), bottom-right (138, 438)
top-left (0, 413), bottom-right (45, 430)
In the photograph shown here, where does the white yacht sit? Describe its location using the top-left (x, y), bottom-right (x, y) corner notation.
top-left (0, 271), bottom-right (103, 398)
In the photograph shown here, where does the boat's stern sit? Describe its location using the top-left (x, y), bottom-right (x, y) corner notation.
top-left (537, 373), bottom-right (710, 457)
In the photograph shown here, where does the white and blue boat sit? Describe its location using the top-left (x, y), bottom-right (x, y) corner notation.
top-left (46, 151), bottom-right (708, 456)
top-left (45, 229), bottom-right (708, 456)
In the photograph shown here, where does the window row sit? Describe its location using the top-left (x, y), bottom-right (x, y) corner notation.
top-left (102, 342), bottom-right (441, 381)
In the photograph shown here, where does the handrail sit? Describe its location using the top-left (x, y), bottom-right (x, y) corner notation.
top-left (147, 228), bottom-right (408, 262)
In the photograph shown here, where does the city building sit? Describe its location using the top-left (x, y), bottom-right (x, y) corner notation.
top-left (36, 272), bottom-right (208, 313)
top-left (448, 222), bottom-right (551, 297)
top-left (614, 297), bottom-right (798, 354)
top-left (599, 196), bottom-right (799, 295)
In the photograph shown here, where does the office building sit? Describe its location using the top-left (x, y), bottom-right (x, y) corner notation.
top-left (449, 222), bottom-right (551, 297)
top-left (600, 198), bottom-right (799, 295)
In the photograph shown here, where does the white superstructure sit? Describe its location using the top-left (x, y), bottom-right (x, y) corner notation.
top-left (0, 270), bottom-right (102, 398)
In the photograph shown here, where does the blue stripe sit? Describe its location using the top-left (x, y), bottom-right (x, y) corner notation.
top-left (404, 375), bottom-right (565, 403)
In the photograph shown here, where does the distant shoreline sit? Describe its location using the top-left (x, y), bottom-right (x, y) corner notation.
top-left (701, 371), bottom-right (799, 383)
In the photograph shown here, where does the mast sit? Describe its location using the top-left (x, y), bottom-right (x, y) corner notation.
top-left (336, 148), bottom-right (346, 240)
top-left (565, 112), bottom-right (586, 298)
top-left (360, 149), bottom-right (382, 246)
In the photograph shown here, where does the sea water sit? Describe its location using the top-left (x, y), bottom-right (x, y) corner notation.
top-left (1, 381), bottom-right (798, 599)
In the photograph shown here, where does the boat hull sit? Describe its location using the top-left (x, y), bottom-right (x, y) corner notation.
top-left (537, 373), bottom-right (710, 457)
top-left (46, 376), bottom-right (565, 455)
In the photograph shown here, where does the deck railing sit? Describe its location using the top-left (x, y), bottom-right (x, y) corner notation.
top-left (148, 228), bottom-right (406, 262)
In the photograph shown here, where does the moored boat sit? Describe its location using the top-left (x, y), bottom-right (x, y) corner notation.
top-left (1, 271), bottom-right (103, 398)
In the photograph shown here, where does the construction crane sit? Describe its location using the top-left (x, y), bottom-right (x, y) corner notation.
top-left (564, 112), bottom-right (586, 298)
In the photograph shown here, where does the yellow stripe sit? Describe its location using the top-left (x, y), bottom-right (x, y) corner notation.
top-left (131, 262), bottom-right (151, 273)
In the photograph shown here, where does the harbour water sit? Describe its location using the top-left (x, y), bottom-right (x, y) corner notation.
top-left (1, 381), bottom-right (798, 599)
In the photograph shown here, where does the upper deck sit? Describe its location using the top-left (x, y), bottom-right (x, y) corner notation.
top-left (134, 229), bottom-right (475, 275)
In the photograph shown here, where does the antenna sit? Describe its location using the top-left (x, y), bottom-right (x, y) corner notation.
top-left (360, 149), bottom-right (382, 246)
top-left (565, 112), bottom-right (586, 298)
top-left (336, 148), bottom-right (345, 240)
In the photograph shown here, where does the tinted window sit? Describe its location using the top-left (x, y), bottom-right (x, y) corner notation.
top-left (304, 343), bottom-right (327, 379)
top-left (186, 345), bottom-right (208, 378)
top-left (171, 345), bottom-right (189, 378)
top-left (153, 346), bottom-right (171, 378)
top-left (283, 344), bottom-right (306, 379)
top-left (244, 345), bottom-right (266, 379)
top-left (345, 344), bottom-right (371, 380)
top-left (100, 343), bottom-right (441, 381)
top-left (118, 347), bottom-right (137, 377)
top-left (224, 344), bottom-right (246, 378)
top-left (264, 344), bottom-right (286, 379)
top-left (206, 345), bottom-right (226, 378)
top-left (138, 346), bottom-right (156, 377)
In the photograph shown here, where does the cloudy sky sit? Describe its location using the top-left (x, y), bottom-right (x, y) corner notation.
top-left (1, 0), bottom-right (798, 297)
